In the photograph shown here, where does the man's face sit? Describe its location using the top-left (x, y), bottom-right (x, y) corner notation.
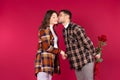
top-left (58, 12), bottom-right (66, 23)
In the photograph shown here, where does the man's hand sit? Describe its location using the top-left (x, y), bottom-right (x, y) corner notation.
top-left (95, 53), bottom-right (101, 59)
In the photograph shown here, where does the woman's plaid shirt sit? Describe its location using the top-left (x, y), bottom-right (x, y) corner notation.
top-left (35, 27), bottom-right (61, 76)
top-left (63, 22), bottom-right (97, 70)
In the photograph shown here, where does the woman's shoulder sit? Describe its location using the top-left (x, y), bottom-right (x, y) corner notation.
top-left (38, 27), bottom-right (50, 35)
top-left (38, 28), bottom-right (45, 35)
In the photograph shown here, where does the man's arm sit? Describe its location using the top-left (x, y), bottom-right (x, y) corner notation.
top-left (73, 26), bottom-right (97, 56)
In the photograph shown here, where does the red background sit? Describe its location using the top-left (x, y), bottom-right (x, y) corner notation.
top-left (0, 0), bottom-right (120, 80)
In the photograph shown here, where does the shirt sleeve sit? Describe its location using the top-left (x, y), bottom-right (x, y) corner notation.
top-left (74, 26), bottom-right (97, 56)
top-left (47, 46), bottom-right (61, 54)
top-left (46, 31), bottom-right (61, 54)
top-left (37, 31), bottom-right (43, 54)
top-left (35, 30), bottom-right (42, 76)
top-left (38, 29), bottom-right (61, 54)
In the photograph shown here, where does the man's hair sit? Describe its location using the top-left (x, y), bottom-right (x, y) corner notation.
top-left (60, 9), bottom-right (72, 19)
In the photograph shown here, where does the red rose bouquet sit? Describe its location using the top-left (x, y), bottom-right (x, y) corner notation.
top-left (95, 35), bottom-right (107, 62)
top-left (94, 35), bottom-right (107, 80)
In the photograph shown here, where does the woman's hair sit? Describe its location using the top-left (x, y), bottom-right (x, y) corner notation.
top-left (39, 10), bottom-right (58, 29)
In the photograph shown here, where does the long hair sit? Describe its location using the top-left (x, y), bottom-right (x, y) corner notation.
top-left (39, 10), bottom-right (58, 29)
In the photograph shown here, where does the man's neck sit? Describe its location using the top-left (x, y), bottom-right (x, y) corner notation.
top-left (63, 20), bottom-right (70, 28)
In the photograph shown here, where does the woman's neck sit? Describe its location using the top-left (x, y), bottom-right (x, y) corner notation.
top-left (49, 24), bottom-right (54, 27)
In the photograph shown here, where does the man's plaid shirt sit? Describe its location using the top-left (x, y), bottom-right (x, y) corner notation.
top-left (35, 27), bottom-right (61, 76)
top-left (63, 22), bottom-right (97, 70)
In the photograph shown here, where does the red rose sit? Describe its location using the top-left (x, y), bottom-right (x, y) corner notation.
top-left (98, 35), bottom-right (107, 42)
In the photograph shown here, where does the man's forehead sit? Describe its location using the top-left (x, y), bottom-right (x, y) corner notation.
top-left (59, 12), bottom-right (65, 15)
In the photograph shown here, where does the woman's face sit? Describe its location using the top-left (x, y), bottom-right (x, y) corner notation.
top-left (50, 13), bottom-right (58, 25)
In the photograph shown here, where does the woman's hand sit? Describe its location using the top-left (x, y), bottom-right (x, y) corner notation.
top-left (60, 50), bottom-right (67, 60)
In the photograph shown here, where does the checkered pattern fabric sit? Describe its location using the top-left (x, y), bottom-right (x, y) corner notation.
top-left (63, 22), bottom-right (96, 70)
top-left (35, 27), bottom-right (61, 76)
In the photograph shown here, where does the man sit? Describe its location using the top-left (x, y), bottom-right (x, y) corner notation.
top-left (58, 10), bottom-right (100, 80)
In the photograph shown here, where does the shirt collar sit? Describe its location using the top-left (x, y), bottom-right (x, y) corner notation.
top-left (64, 22), bottom-right (70, 29)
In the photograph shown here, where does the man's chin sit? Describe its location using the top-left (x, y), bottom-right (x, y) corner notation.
top-left (58, 21), bottom-right (62, 24)
top-left (54, 22), bottom-right (58, 25)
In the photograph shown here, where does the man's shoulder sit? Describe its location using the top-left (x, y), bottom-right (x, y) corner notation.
top-left (70, 22), bottom-right (84, 31)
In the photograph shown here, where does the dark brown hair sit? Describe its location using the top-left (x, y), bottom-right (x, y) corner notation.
top-left (39, 10), bottom-right (58, 29)
top-left (59, 9), bottom-right (72, 19)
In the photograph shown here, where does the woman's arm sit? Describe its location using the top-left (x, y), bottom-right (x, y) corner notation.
top-left (35, 30), bottom-right (43, 76)
top-left (38, 29), bottom-right (61, 54)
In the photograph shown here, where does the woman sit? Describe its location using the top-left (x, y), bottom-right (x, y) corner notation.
top-left (35, 10), bottom-right (66, 80)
